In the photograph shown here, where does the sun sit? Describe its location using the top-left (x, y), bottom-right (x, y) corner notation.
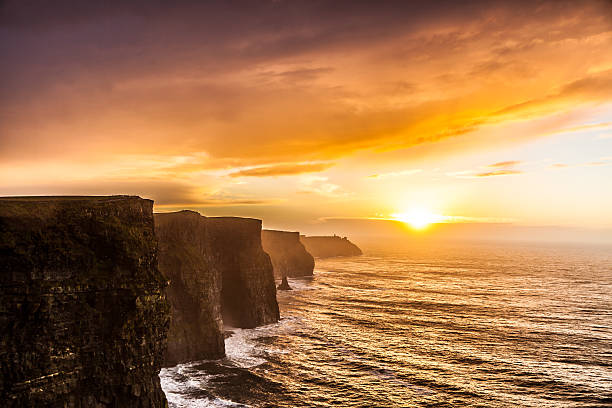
top-left (391, 208), bottom-right (445, 230)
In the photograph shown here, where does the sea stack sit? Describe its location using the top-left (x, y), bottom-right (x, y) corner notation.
top-left (261, 230), bottom-right (315, 278)
top-left (300, 235), bottom-right (362, 258)
top-left (0, 196), bottom-right (169, 407)
top-left (277, 276), bottom-right (292, 291)
top-left (207, 217), bottom-right (280, 328)
top-left (155, 211), bottom-right (225, 366)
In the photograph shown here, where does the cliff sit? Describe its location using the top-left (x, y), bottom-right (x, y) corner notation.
top-left (0, 196), bottom-right (169, 407)
top-left (155, 213), bottom-right (279, 364)
top-left (299, 235), bottom-right (363, 258)
top-left (207, 217), bottom-right (279, 328)
top-left (155, 211), bottom-right (224, 366)
top-left (261, 230), bottom-right (314, 278)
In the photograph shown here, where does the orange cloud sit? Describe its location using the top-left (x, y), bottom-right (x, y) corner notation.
top-left (227, 162), bottom-right (334, 178)
top-left (2, 1), bottom-right (611, 170)
top-left (488, 161), bottom-right (522, 168)
top-left (475, 169), bottom-right (523, 177)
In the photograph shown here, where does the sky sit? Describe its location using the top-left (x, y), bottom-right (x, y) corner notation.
top-left (1, 0), bottom-right (612, 240)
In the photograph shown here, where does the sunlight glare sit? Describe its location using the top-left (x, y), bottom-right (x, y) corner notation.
top-left (391, 208), bottom-right (446, 229)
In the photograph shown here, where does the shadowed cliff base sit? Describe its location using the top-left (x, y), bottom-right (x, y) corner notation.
top-left (0, 196), bottom-right (169, 407)
top-left (262, 230), bottom-right (314, 278)
top-left (300, 235), bottom-right (363, 258)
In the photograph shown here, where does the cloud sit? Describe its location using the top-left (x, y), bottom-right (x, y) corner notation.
top-left (227, 162), bottom-right (334, 178)
top-left (297, 175), bottom-right (346, 197)
top-left (552, 121), bottom-right (612, 135)
top-left (488, 160), bottom-right (522, 168)
top-left (491, 69), bottom-right (612, 120)
top-left (0, 179), bottom-right (204, 205)
top-left (448, 168), bottom-right (524, 178)
top-left (449, 159), bottom-right (525, 178)
top-left (1, 0), bottom-right (612, 214)
top-left (155, 198), bottom-right (280, 208)
top-left (2, 0), bottom-right (612, 169)
top-left (548, 156), bottom-right (612, 169)
top-left (475, 169), bottom-right (523, 177)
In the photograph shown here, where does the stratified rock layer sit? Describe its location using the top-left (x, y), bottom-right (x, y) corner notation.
top-left (208, 217), bottom-right (279, 328)
top-left (300, 235), bottom-right (363, 258)
top-left (262, 230), bottom-right (315, 278)
top-left (0, 196), bottom-right (169, 407)
top-left (155, 211), bottom-right (224, 366)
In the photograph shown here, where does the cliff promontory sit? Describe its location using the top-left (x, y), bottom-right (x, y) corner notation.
top-left (300, 235), bottom-right (362, 258)
top-left (261, 230), bottom-right (314, 278)
top-left (208, 217), bottom-right (279, 328)
top-left (155, 212), bottom-right (279, 366)
top-left (0, 196), bottom-right (169, 407)
top-left (155, 211), bottom-right (224, 366)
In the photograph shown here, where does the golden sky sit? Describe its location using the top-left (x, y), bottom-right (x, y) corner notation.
top-left (1, 0), bottom-right (612, 237)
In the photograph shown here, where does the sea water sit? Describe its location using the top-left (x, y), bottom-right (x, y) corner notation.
top-left (160, 241), bottom-right (612, 407)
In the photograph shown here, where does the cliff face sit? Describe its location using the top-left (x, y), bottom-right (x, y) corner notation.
top-left (155, 211), bottom-right (224, 367)
top-left (300, 235), bottom-right (363, 258)
top-left (207, 217), bottom-right (279, 328)
top-left (0, 196), bottom-right (169, 407)
top-left (261, 230), bottom-right (314, 278)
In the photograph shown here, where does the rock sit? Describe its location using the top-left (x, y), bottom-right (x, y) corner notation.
top-left (207, 217), bottom-right (279, 328)
top-left (155, 212), bottom-right (279, 363)
top-left (0, 196), bottom-right (169, 407)
top-left (261, 230), bottom-right (314, 278)
top-left (300, 235), bottom-right (362, 258)
top-left (277, 276), bottom-right (292, 291)
top-left (155, 211), bottom-right (224, 366)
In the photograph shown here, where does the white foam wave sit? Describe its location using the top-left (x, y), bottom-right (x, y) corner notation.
top-left (161, 363), bottom-right (249, 407)
top-left (160, 315), bottom-right (299, 406)
top-left (224, 317), bottom-right (298, 367)
top-left (223, 328), bottom-right (268, 368)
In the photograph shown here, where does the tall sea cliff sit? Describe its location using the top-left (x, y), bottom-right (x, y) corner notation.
top-left (156, 211), bottom-right (279, 367)
top-left (155, 211), bottom-right (225, 366)
top-left (0, 196), bottom-right (169, 407)
top-left (208, 217), bottom-right (279, 328)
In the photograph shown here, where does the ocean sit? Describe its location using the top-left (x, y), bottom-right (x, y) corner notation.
top-left (160, 241), bottom-right (612, 407)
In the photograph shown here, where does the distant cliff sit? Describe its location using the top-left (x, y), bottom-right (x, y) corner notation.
top-left (155, 211), bottom-right (224, 366)
top-left (208, 217), bottom-right (279, 328)
top-left (300, 235), bottom-right (362, 258)
top-left (262, 230), bottom-right (314, 278)
top-left (0, 196), bottom-right (169, 407)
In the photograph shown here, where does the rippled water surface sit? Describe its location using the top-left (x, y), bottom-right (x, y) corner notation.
top-left (160, 241), bottom-right (612, 407)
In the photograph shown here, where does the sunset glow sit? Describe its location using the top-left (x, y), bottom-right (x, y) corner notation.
top-left (392, 209), bottom-right (447, 230)
top-left (2, 3), bottom-right (612, 407)
top-left (1, 0), bottom-right (611, 241)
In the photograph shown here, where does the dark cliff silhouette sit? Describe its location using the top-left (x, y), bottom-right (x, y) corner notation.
top-left (300, 235), bottom-right (362, 258)
top-left (155, 211), bottom-right (225, 366)
top-left (207, 217), bottom-right (280, 328)
top-left (277, 276), bottom-right (292, 290)
top-left (261, 229), bottom-right (314, 278)
top-left (0, 196), bottom-right (169, 407)
top-left (155, 211), bottom-right (280, 366)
